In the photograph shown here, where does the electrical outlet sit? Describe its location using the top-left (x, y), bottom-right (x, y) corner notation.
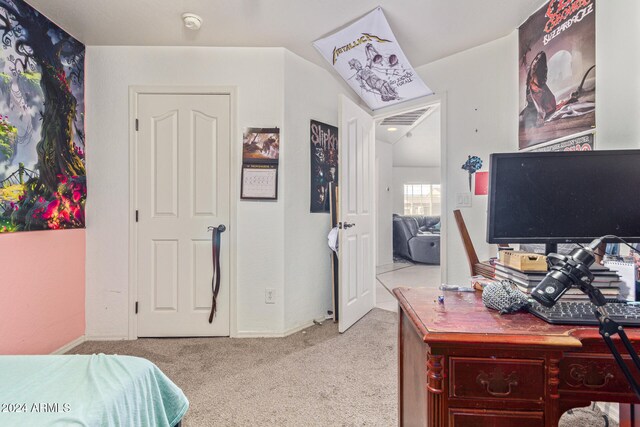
top-left (265, 288), bottom-right (275, 304)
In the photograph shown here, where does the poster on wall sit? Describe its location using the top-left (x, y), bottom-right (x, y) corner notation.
top-left (0, 0), bottom-right (86, 233)
top-left (310, 120), bottom-right (338, 213)
top-left (519, 0), bottom-right (596, 150)
top-left (313, 7), bottom-right (433, 111)
top-left (531, 132), bottom-right (595, 152)
top-left (474, 171), bottom-right (489, 196)
top-left (242, 128), bottom-right (280, 163)
top-left (242, 128), bottom-right (279, 200)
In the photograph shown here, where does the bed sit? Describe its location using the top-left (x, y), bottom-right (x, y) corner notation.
top-left (0, 354), bottom-right (188, 426)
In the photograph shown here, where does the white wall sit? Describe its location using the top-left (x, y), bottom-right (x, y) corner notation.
top-left (415, 35), bottom-right (519, 285)
top-left (282, 51), bottom-right (345, 332)
top-left (595, 0), bottom-right (640, 150)
top-left (86, 47), bottom-right (289, 338)
top-left (392, 108), bottom-right (441, 168)
top-left (83, 2), bottom-right (639, 337)
top-left (392, 167), bottom-right (442, 215)
top-left (415, 0), bottom-right (640, 285)
top-left (87, 46), bottom-right (349, 338)
top-left (376, 140), bottom-right (393, 266)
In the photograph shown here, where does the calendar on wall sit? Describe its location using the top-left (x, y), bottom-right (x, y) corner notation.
top-left (241, 127), bottom-right (280, 200)
top-left (241, 164), bottom-right (278, 200)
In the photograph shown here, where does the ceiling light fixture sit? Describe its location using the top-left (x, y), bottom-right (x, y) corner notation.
top-left (387, 127), bottom-right (398, 132)
top-left (182, 13), bottom-right (203, 31)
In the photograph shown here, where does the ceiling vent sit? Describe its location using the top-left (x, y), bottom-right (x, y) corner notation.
top-left (380, 107), bottom-right (433, 126)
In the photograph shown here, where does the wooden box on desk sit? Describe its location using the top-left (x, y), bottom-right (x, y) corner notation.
top-left (499, 251), bottom-right (547, 272)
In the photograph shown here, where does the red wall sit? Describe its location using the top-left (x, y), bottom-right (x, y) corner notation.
top-left (0, 229), bottom-right (85, 354)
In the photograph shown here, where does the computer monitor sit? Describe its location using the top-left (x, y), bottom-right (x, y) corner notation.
top-left (487, 149), bottom-right (640, 249)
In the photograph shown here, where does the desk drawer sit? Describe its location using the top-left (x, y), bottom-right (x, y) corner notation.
top-left (450, 357), bottom-right (545, 401)
top-left (559, 354), bottom-right (639, 394)
top-left (449, 408), bottom-right (544, 427)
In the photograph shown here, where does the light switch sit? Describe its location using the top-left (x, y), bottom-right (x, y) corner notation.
top-left (456, 192), bottom-right (472, 208)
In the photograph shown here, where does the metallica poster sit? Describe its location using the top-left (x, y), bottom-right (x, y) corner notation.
top-left (310, 120), bottom-right (338, 213)
top-left (519, 0), bottom-right (596, 150)
top-left (313, 7), bottom-right (433, 111)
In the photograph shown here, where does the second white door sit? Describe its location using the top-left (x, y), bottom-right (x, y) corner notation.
top-left (136, 93), bottom-right (230, 337)
top-left (338, 95), bottom-right (376, 333)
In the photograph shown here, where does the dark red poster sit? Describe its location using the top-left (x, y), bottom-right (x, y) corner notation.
top-left (474, 172), bottom-right (489, 196)
top-left (519, 0), bottom-right (596, 150)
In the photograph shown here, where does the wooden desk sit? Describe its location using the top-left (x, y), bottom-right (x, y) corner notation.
top-left (394, 287), bottom-right (640, 427)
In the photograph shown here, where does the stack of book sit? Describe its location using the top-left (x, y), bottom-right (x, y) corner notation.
top-left (475, 261), bottom-right (496, 279)
top-left (494, 261), bottom-right (623, 301)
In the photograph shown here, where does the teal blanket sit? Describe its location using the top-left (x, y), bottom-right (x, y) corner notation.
top-left (0, 354), bottom-right (188, 426)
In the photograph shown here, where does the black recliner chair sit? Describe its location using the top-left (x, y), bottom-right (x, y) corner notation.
top-left (412, 215), bottom-right (441, 233)
top-left (393, 215), bottom-right (440, 264)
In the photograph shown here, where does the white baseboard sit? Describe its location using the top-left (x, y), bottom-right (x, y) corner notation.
top-left (235, 331), bottom-right (287, 338)
top-left (51, 335), bottom-right (85, 354)
top-left (235, 320), bottom-right (318, 338)
top-left (84, 335), bottom-right (130, 341)
top-left (283, 320), bottom-right (318, 336)
top-left (596, 402), bottom-right (619, 423)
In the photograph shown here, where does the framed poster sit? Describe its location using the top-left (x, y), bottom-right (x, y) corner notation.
top-left (531, 132), bottom-right (595, 152)
top-left (519, 0), bottom-right (596, 150)
top-left (242, 128), bottom-right (280, 163)
top-left (241, 164), bottom-right (278, 200)
top-left (310, 120), bottom-right (338, 213)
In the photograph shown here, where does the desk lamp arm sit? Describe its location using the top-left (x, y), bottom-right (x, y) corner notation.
top-left (579, 247), bottom-right (640, 399)
top-left (533, 235), bottom-right (640, 399)
top-left (596, 306), bottom-right (640, 398)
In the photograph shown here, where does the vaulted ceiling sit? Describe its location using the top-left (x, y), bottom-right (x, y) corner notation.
top-left (26, 0), bottom-right (542, 68)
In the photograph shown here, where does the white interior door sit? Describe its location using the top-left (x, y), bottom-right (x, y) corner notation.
top-left (338, 94), bottom-right (376, 333)
top-left (136, 93), bottom-right (230, 337)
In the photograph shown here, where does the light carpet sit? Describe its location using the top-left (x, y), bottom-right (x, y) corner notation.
top-left (69, 309), bottom-right (615, 426)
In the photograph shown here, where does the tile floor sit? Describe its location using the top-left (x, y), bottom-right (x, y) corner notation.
top-left (375, 261), bottom-right (441, 312)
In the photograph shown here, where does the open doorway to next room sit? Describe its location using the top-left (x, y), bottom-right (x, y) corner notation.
top-left (375, 103), bottom-right (442, 311)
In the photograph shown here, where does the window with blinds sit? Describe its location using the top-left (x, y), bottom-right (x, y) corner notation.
top-left (403, 184), bottom-right (441, 216)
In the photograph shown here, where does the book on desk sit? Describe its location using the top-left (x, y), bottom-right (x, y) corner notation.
top-left (494, 261), bottom-right (624, 302)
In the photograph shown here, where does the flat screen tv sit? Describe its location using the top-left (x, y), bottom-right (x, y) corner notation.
top-left (487, 149), bottom-right (640, 245)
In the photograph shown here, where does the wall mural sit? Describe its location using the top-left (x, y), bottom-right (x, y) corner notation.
top-left (0, 0), bottom-right (85, 233)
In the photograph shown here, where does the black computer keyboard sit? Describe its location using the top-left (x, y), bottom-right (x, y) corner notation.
top-left (528, 301), bottom-right (640, 326)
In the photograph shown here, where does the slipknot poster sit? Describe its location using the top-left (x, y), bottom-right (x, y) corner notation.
top-left (519, 0), bottom-right (596, 150)
top-left (310, 120), bottom-right (338, 213)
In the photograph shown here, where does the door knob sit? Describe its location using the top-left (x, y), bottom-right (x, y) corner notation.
top-left (339, 222), bottom-right (355, 229)
top-left (208, 224), bottom-right (226, 233)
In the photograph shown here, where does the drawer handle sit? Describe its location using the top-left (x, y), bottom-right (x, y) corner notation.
top-left (568, 363), bottom-right (615, 389)
top-left (477, 370), bottom-right (519, 397)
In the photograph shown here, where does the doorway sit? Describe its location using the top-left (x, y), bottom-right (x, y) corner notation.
top-left (373, 98), bottom-right (445, 311)
top-left (130, 88), bottom-right (235, 337)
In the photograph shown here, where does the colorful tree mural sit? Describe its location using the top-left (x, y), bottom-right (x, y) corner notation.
top-left (0, 0), bottom-right (85, 232)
